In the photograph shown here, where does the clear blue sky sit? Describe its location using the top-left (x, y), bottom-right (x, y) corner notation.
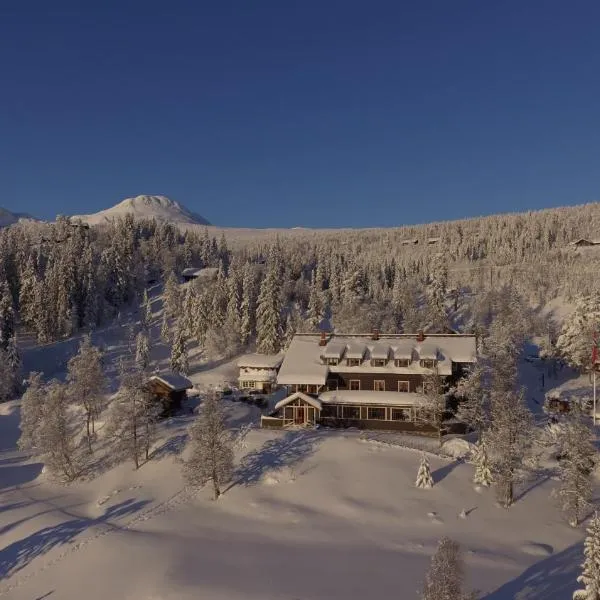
top-left (2, 1), bottom-right (600, 228)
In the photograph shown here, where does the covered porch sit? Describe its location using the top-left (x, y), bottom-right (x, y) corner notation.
top-left (261, 392), bottom-right (322, 429)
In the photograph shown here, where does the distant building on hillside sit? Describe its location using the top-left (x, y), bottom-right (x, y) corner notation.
top-left (401, 238), bottom-right (419, 246)
top-left (181, 267), bottom-right (219, 282)
top-left (261, 331), bottom-right (477, 434)
top-left (237, 354), bottom-right (284, 393)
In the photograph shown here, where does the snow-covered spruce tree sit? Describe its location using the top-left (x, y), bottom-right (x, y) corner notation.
top-left (140, 288), bottom-right (152, 333)
top-left (180, 284), bottom-right (195, 339)
top-left (170, 320), bottom-right (189, 375)
top-left (427, 254), bottom-right (449, 332)
top-left (66, 335), bottom-right (106, 452)
top-left (574, 511), bottom-right (600, 600)
top-left (255, 250), bottom-right (283, 355)
top-left (416, 454), bottom-right (434, 489)
top-left (135, 331), bottom-right (151, 372)
top-left (162, 271), bottom-right (181, 319)
top-left (160, 310), bottom-right (170, 342)
top-left (454, 361), bottom-right (490, 437)
top-left (239, 262), bottom-right (256, 346)
top-left (106, 366), bottom-right (158, 469)
top-left (421, 536), bottom-right (470, 600)
top-left (183, 391), bottom-right (234, 500)
top-left (486, 389), bottom-right (533, 508)
top-left (556, 406), bottom-right (596, 527)
top-left (192, 288), bottom-right (210, 345)
top-left (306, 272), bottom-right (324, 330)
top-left (557, 294), bottom-right (600, 374)
top-left (0, 281), bottom-right (15, 350)
top-left (210, 264), bottom-right (228, 329)
top-left (471, 439), bottom-right (492, 487)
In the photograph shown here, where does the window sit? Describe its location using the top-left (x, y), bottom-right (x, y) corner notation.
top-left (297, 384), bottom-right (307, 393)
top-left (395, 358), bottom-right (410, 368)
top-left (321, 405), bottom-right (338, 418)
top-left (342, 405), bottom-right (360, 419)
top-left (371, 359), bottom-right (387, 367)
top-left (326, 357), bottom-right (339, 366)
top-left (326, 379), bottom-right (338, 391)
top-left (367, 407), bottom-right (386, 420)
top-left (397, 381), bottom-right (409, 393)
top-left (346, 358), bottom-right (361, 367)
top-left (349, 379), bottom-right (361, 391)
top-left (374, 380), bottom-right (385, 391)
top-left (391, 408), bottom-right (411, 421)
top-left (306, 384), bottom-right (318, 394)
top-left (420, 359), bottom-right (437, 369)
top-left (284, 407), bottom-right (294, 419)
top-left (240, 381), bottom-right (255, 389)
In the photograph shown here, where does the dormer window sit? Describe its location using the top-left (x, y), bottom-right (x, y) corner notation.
top-left (420, 359), bottom-right (437, 369)
top-left (394, 358), bottom-right (410, 368)
top-left (346, 358), bottom-right (361, 367)
top-left (371, 359), bottom-right (387, 367)
top-left (326, 357), bottom-right (339, 366)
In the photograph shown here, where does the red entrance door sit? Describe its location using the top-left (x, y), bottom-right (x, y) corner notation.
top-left (295, 407), bottom-right (305, 424)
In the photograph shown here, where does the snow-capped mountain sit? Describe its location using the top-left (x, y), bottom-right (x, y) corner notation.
top-left (0, 207), bottom-right (37, 228)
top-left (72, 195), bottom-right (211, 226)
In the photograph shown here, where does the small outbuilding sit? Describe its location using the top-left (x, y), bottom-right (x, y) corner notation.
top-left (148, 373), bottom-right (194, 416)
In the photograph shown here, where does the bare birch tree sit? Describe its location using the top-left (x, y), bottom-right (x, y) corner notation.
top-left (183, 391), bottom-right (234, 500)
top-left (66, 334), bottom-right (106, 452)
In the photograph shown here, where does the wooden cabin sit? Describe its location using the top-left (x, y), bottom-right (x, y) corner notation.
top-left (262, 331), bottom-right (477, 435)
top-left (148, 373), bottom-right (193, 416)
top-left (181, 267), bottom-right (219, 283)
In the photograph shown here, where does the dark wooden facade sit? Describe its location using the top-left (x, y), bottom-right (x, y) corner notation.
top-left (148, 379), bottom-right (188, 416)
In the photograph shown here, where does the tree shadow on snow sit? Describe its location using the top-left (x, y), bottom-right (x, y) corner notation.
top-left (233, 430), bottom-right (321, 488)
top-left (151, 433), bottom-right (188, 461)
top-left (0, 497), bottom-right (150, 580)
top-left (432, 459), bottom-right (462, 484)
top-left (0, 462), bottom-right (43, 491)
top-left (483, 541), bottom-right (581, 600)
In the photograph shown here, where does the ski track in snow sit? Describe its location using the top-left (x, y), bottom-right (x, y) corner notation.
top-left (0, 486), bottom-right (193, 596)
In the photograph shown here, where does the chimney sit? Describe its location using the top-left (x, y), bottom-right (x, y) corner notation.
top-left (416, 330), bottom-right (425, 342)
top-left (372, 328), bottom-right (380, 341)
top-left (319, 331), bottom-right (328, 346)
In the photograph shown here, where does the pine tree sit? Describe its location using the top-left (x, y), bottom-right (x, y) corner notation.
top-left (135, 331), bottom-right (151, 372)
top-left (306, 272), bottom-right (323, 330)
top-left (183, 391), bottom-right (234, 500)
top-left (162, 271), bottom-right (181, 319)
top-left (256, 250), bottom-right (283, 354)
top-left (472, 439), bottom-right (492, 487)
top-left (239, 263), bottom-right (255, 346)
top-left (0, 281), bottom-right (15, 350)
top-left (421, 537), bottom-right (471, 600)
top-left (556, 407), bottom-right (595, 527)
top-left (140, 288), bottom-right (152, 333)
top-left (160, 310), bottom-right (170, 342)
top-left (574, 512), bottom-right (600, 600)
top-left (170, 320), bottom-right (189, 375)
top-left (416, 454), bottom-right (434, 489)
top-left (66, 335), bottom-right (106, 452)
top-left (18, 372), bottom-right (45, 451)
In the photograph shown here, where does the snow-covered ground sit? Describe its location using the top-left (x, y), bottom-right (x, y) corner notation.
top-left (0, 289), bottom-right (596, 599)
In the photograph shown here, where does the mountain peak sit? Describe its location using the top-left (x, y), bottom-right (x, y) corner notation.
top-left (72, 195), bottom-right (211, 226)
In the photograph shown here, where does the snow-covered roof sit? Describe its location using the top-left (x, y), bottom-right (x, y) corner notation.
top-left (237, 353), bottom-right (284, 369)
top-left (319, 390), bottom-right (425, 407)
top-left (322, 341), bottom-right (346, 359)
top-left (274, 392), bottom-right (323, 411)
top-left (182, 267), bottom-right (219, 278)
top-left (277, 334), bottom-right (477, 382)
top-left (345, 341), bottom-right (366, 359)
top-left (370, 344), bottom-right (390, 360)
top-left (149, 373), bottom-right (193, 391)
top-left (276, 336), bottom-right (329, 385)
